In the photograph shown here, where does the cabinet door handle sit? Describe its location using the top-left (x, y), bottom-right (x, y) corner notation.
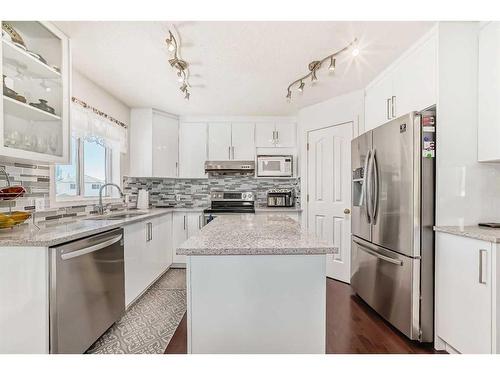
top-left (146, 222), bottom-right (150, 242)
top-left (183, 215), bottom-right (186, 230)
top-left (149, 222), bottom-right (153, 241)
top-left (199, 214), bottom-right (202, 229)
top-left (276, 130), bottom-right (279, 143)
top-left (228, 146), bottom-right (231, 159)
top-left (231, 146), bottom-right (235, 159)
top-left (479, 249), bottom-right (487, 284)
top-left (391, 96), bottom-right (396, 118)
top-left (175, 161), bottom-right (179, 177)
top-left (386, 98), bottom-right (391, 120)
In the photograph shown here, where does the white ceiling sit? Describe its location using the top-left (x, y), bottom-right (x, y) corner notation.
top-left (54, 21), bottom-right (434, 116)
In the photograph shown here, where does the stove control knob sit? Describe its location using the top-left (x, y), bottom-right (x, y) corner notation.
top-left (242, 193), bottom-right (247, 199)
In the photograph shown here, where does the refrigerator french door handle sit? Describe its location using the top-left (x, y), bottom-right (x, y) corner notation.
top-left (363, 149), bottom-right (372, 224)
top-left (372, 149), bottom-right (380, 224)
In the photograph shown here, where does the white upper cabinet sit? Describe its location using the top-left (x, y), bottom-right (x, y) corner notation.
top-left (208, 122), bottom-right (255, 161)
top-left (152, 112), bottom-right (179, 177)
top-left (255, 122), bottom-right (296, 148)
top-left (274, 123), bottom-right (296, 148)
top-left (478, 22), bottom-right (500, 162)
top-left (208, 122), bottom-right (232, 160)
top-left (129, 108), bottom-right (179, 177)
top-left (364, 31), bottom-right (437, 132)
top-left (231, 122), bottom-right (255, 160)
top-left (392, 34), bottom-right (437, 116)
top-left (179, 122), bottom-right (207, 178)
top-left (255, 123), bottom-right (275, 147)
top-left (0, 21), bottom-right (70, 164)
top-left (364, 75), bottom-right (393, 132)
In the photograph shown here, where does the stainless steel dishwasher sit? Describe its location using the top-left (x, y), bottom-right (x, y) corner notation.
top-left (49, 228), bottom-right (125, 354)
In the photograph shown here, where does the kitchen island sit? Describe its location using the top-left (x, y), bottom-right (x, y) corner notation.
top-left (177, 214), bottom-right (337, 354)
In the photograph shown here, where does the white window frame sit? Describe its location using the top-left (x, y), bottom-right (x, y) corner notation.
top-left (50, 136), bottom-right (122, 207)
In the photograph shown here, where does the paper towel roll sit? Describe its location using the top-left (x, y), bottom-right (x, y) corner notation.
top-left (137, 189), bottom-right (149, 210)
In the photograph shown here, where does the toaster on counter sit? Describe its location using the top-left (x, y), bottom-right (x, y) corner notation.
top-left (266, 189), bottom-right (294, 207)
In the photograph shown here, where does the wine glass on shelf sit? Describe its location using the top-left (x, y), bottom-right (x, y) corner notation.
top-left (48, 133), bottom-right (59, 155)
top-left (36, 134), bottom-right (48, 153)
top-left (5, 130), bottom-right (21, 148)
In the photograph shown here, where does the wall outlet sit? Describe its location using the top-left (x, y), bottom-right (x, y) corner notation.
top-left (34, 198), bottom-right (45, 211)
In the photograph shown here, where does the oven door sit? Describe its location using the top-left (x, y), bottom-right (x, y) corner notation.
top-left (257, 157), bottom-right (292, 177)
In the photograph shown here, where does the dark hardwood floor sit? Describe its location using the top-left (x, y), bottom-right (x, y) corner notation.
top-left (165, 277), bottom-right (440, 354)
top-left (164, 313), bottom-right (187, 354)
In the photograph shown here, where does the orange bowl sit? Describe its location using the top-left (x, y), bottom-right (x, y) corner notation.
top-left (0, 211), bottom-right (31, 229)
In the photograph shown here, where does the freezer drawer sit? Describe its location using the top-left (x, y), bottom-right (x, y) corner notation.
top-left (351, 236), bottom-right (421, 341)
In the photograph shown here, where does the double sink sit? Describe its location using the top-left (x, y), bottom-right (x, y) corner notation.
top-left (85, 211), bottom-right (149, 221)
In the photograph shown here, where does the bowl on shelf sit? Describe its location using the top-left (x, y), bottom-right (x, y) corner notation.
top-left (0, 211), bottom-right (31, 229)
top-left (2, 22), bottom-right (26, 49)
top-left (29, 99), bottom-right (55, 115)
top-left (0, 185), bottom-right (27, 200)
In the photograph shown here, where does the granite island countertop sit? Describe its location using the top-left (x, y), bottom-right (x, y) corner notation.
top-left (177, 213), bottom-right (336, 256)
top-left (0, 208), bottom-right (179, 247)
top-left (434, 225), bottom-right (500, 243)
top-left (254, 207), bottom-right (303, 213)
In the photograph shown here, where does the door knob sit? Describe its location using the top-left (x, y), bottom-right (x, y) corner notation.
top-left (344, 208), bottom-right (351, 214)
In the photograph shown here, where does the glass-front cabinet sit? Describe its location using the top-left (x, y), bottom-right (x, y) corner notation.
top-left (0, 21), bottom-right (69, 163)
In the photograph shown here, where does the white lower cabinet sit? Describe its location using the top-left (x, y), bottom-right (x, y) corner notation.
top-left (435, 232), bottom-right (497, 353)
top-left (172, 211), bottom-right (203, 265)
top-left (124, 213), bottom-right (173, 307)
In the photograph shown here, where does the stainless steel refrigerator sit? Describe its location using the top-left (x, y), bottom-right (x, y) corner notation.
top-left (351, 109), bottom-right (436, 342)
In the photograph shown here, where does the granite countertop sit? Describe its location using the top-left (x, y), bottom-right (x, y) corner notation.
top-left (0, 208), bottom-right (175, 247)
top-left (434, 225), bottom-right (500, 243)
top-left (177, 214), bottom-right (336, 256)
top-left (255, 207), bottom-right (303, 212)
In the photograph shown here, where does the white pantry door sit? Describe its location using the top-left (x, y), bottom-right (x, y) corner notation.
top-left (307, 123), bottom-right (352, 283)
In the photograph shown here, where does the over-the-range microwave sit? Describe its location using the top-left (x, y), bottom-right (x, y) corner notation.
top-left (256, 155), bottom-right (293, 177)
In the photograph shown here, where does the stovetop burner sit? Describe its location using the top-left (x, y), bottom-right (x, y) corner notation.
top-left (206, 191), bottom-right (255, 214)
top-left (204, 207), bottom-right (255, 214)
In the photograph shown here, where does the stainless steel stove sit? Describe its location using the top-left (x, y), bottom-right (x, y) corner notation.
top-left (203, 191), bottom-right (255, 226)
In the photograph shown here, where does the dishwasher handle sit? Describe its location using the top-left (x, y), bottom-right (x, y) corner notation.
top-left (61, 234), bottom-right (123, 260)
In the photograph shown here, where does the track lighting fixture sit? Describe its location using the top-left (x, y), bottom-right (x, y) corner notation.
top-left (165, 28), bottom-right (192, 100)
top-left (311, 69), bottom-right (318, 82)
top-left (166, 31), bottom-right (176, 52)
top-left (285, 38), bottom-right (358, 100)
top-left (328, 57), bottom-right (336, 72)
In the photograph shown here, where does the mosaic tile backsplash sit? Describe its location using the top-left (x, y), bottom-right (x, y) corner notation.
top-left (0, 160), bottom-right (50, 213)
top-left (0, 159), bottom-right (125, 225)
top-left (123, 175), bottom-right (301, 209)
top-left (0, 158), bottom-right (300, 225)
